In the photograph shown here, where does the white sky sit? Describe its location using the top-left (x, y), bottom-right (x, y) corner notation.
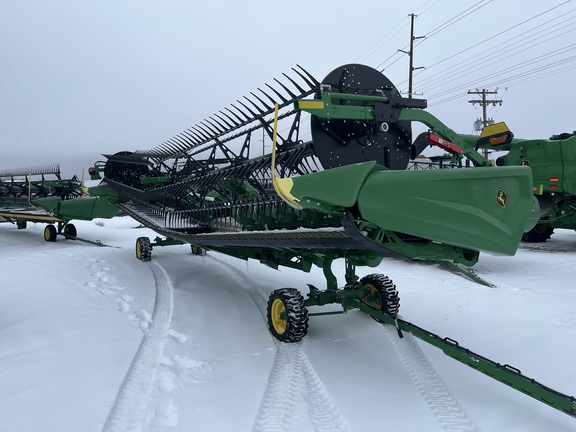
top-left (1, 0), bottom-right (575, 177)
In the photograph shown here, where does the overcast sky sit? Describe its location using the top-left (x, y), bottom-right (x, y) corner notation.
top-left (1, 0), bottom-right (575, 177)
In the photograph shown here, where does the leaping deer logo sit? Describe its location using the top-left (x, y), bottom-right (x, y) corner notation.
top-left (497, 189), bottom-right (508, 208)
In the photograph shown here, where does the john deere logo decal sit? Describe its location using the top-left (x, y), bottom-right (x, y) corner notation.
top-left (497, 188), bottom-right (508, 208)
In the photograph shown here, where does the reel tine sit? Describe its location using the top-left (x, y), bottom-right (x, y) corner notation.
top-left (138, 65), bottom-right (316, 161)
top-left (238, 99), bottom-right (259, 117)
top-left (257, 87), bottom-right (277, 106)
top-left (174, 134), bottom-right (192, 147)
top-left (250, 91), bottom-right (272, 110)
top-left (182, 129), bottom-right (202, 145)
top-left (161, 140), bottom-right (176, 153)
top-left (191, 125), bottom-right (211, 140)
top-left (273, 78), bottom-right (297, 99)
top-left (243, 95), bottom-right (266, 114)
top-left (282, 72), bottom-right (305, 94)
top-left (265, 83), bottom-right (288, 103)
top-left (152, 144), bottom-right (168, 156)
top-left (219, 110), bottom-right (241, 127)
top-left (230, 103), bottom-right (253, 121)
top-left (173, 135), bottom-right (192, 150)
top-left (167, 138), bottom-right (184, 152)
top-left (157, 141), bottom-right (173, 151)
top-left (212, 114), bottom-right (233, 130)
top-left (200, 120), bottom-right (220, 136)
top-left (295, 64), bottom-right (319, 87)
top-left (185, 128), bottom-right (204, 143)
top-left (198, 122), bottom-right (219, 139)
top-left (205, 118), bottom-right (226, 134)
top-left (225, 106), bottom-right (247, 123)
top-left (158, 143), bottom-right (177, 157)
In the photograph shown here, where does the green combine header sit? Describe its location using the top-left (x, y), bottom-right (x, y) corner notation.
top-left (0, 164), bottom-right (119, 242)
top-left (87, 63), bottom-right (573, 419)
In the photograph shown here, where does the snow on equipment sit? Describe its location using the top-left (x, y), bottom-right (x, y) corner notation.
top-left (89, 64), bottom-right (574, 418)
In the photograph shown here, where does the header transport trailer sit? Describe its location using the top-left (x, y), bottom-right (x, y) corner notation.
top-left (88, 64), bottom-right (574, 418)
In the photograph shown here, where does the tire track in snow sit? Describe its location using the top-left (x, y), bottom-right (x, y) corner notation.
top-left (102, 261), bottom-right (174, 432)
top-left (252, 342), bottom-right (350, 432)
top-left (384, 325), bottom-right (479, 432)
top-left (208, 255), bottom-right (350, 432)
top-left (252, 342), bottom-right (305, 432)
top-left (205, 255), bottom-right (269, 318)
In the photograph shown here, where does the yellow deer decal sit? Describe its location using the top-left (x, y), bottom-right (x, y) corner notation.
top-left (496, 189), bottom-right (508, 208)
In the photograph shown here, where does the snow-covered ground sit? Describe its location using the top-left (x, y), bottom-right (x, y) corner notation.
top-left (0, 217), bottom-right (575, 432)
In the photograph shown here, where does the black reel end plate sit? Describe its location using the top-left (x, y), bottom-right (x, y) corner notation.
top-left (311, 64), bottom-right (413, 171)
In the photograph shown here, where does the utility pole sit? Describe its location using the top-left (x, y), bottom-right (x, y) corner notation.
top-left (398, 13), bottom-right (425, 98)
top-left (468, 89), bottom-right (502, 158)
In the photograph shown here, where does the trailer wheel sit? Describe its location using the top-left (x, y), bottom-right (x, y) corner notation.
top-left (16, 220), bottom-right (27, 230)
top-left (44, 224), bottom-right (57, 242)
top-left (135, 237), bottom-right (152, 261)
top-left (522, 225), bottom-right (554, 242)
top-left (63, 223), bottom-right (77, 238)
top-left (267, 288), bottom-right (309, 343)
top-left (191, 245), bottom-right (204, 256)
top-left (360, 273), bottom-right (400, 322)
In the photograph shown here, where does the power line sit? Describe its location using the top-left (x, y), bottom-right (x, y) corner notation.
top-left (417, 8), bottom-right (576, 92)
top-left (422, 0), bottom-right (573, 73)
top-left (356, 17), bottom-right (410, 64)
top-left (372, 0), bottom-right (440, 70)
top-left (421, 0), bottom-right (491, 40)
top-left (428, 43), bottom-right (576, 101)
top-left (388, 0), bottom-right (492, 84)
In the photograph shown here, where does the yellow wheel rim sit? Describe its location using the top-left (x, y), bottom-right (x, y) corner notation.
top-left (44, 227), bottom-right (50, 241)
top-left (364, 284), bottom-right (382, 309)
top-left (136, 243), bottom-right (142, 259)
top-left (270, 298), bottom-right (287, 334)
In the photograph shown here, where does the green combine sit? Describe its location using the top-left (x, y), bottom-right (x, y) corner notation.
top-left (477, 123), bottom-right (576, 242)
top-left (88, 63), bottom-right (573, 418)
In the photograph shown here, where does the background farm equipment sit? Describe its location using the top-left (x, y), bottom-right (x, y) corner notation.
top-left (477, 124), bottom-right (576, 242)
top-left (87, 63), bottom-right (575, 418)
top-left (0, 164), bottom-right (81, 207)
top-left (0, 164), bottom-right (119, 243)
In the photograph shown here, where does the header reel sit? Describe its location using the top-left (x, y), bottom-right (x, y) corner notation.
top-left (311, 64), bottom-right (426, 170)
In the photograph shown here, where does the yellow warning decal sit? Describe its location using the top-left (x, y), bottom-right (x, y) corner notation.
top-left (297, 100), bottom-right (325, 110)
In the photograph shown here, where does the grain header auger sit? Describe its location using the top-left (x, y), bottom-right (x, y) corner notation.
top-left (89, 64), bottom-right (575, 419)
top-left (0, 164), bottom-right (119, 243)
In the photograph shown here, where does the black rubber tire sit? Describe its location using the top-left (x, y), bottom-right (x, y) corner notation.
top-left (522, 225), bottom-right (554, 242)
top-left (135, 237), bottom-right (152, 261)
top-left (63, 223), bottom-right (77, 237)
top-left (44, 224), bottom-right (57, 242)
top-left (360, 273), bottom-right (400, 322)
top-left (191, 245), bottom-right (203, 256)
top-left (16, 220), bottom-right (27, 230)
top-left (267, 288), bottom-right (309, 343)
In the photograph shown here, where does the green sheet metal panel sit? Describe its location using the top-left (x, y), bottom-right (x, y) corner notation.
top-left (561, 135), bottom-right (576, 195)
top-left (57, 197), bottom-right (119, 221)
top-left (356, 165), bottom-right (535, 256)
